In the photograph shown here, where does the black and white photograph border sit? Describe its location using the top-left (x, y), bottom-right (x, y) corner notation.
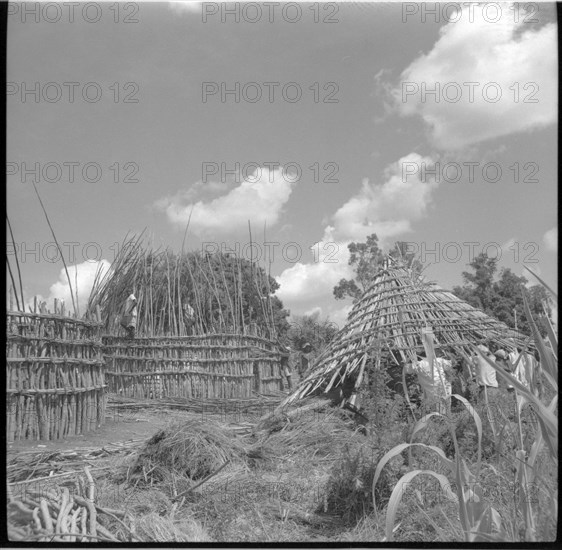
top-left (5, 0), bottom-right (558, 544)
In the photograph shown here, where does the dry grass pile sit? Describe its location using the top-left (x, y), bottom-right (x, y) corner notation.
top-left (253, 399), bottom-right (359, 462)
top-left (177, 399), bottom-right (365, 541)
top-left (190, 463), bottom-right (340, 542)
top-left (129, 418), bottom-right (247, 486)
top-left (132, 512), bottom-right (211, 542)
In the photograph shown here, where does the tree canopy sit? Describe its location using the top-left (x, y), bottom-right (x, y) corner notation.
top-left (333, 235), bottom-right (422, 302)
top-left (87, 236), bottom-right (290, 339)
top-left (451, 253), bottom-right (551, 336)
top-left (287, 312), bottom-right (339, 352)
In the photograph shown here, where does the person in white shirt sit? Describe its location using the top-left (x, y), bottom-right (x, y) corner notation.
top-left (473, 344), bottom-right (498, 393)
top-left (472, 344), bottom-right (501, 430)
top-left (494, 349), bottom-right (513, 391)
top-left (508, 347), bottom-right (537, 391)
top-left (406, 350), bottom-right (452, 413)
top-left (122, 293), bottom-right (138, 339)
top-left (183, 303), bottom-right (196, 335)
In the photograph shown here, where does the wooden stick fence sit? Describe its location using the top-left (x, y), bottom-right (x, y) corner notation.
top-left (6, 308), bottom-right (106, 442)
top-left (102, 334), bottom-right (282, 399)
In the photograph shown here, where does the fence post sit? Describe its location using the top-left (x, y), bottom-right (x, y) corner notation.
top-left (254, 360), bottom-right (262, 394)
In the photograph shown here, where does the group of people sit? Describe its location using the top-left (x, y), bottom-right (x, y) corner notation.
top-left (406, 340), bottom-right (540, 415)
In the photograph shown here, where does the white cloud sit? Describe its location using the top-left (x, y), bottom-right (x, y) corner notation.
top-left (301, 303), bottom-right (353, 331)
top-left (329, 304), bottom-right (354, 329)
top-left (157, 167), bottom-right (295, 233)
top-left (31, 260), bottom-right (110, 315)
top-left (501, 237), bottom-right (516, 254)
top-left (543, 227), bottom-right (558, 252)
top-left (168, 1), bottom-right (201, 14)
top-left (277, 250), bottom-right (352, 305)
top-left (330, 153), bottom-right (439, 243)
top-left (395, 3), bottom-right (557, 150)
top-left (277, 153), bottom-right (438, 319)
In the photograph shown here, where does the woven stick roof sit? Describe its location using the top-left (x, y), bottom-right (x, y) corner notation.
top-left (284, 262), bottom-right (530, 405)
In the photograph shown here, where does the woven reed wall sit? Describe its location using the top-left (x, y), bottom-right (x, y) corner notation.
top-left (102, 334), bottom-right (282, 399)
top-left (6, 312), bottom-right (106, 441)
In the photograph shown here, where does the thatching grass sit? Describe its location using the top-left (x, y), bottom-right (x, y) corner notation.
top-left (132, 512), bottom-right (211, 542)
top-left (129, 419), bottom-right (248, 486)
top-left (254, 404), bottom-right (359, 461)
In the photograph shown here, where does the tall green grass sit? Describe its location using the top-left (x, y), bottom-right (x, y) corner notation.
top-left (373, 275), bottom-right (557, 542)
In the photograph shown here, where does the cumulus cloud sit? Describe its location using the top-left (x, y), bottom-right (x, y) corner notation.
top-left (168, 1), bottom-right (201, 14)
top-left (501, 237), bottom-right (517, 254)
top-left (395, 3), bottom-right (557, 149)
top-left (329, 153), bottom-right (439, 243)
top-left (32, 260), bottom-right (110, 315)
top-left (305, 303), bottom-right (354, 331)
top-left (543, 227), bottom-right (558, 252)
top-left (156, 167), bottom-right (295, 233)
top-left (276, 153), bottom-right (438, 320)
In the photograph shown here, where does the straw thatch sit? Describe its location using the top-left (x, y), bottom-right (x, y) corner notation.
top-left (129, 418), bottom-right (248, 485)
top-left (283, 262), bottom-right (530, 405)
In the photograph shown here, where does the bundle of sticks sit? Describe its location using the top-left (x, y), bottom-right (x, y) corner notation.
top-left (7, 467), bottom-right (137, 543)
top-left (107, 393), bottom-right (282, 417)
top-left (7, 441), bottom-right (142, 484)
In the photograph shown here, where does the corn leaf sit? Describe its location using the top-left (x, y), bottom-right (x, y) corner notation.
top-left (473, 347), bottom-right (557, 460)
top-left (384, 469), bottom-right (457, 541)
top-left (372, 442), bottom-right (455, 510)
top-left (452, 394), bottom-right (483, 477)
top-left (408, 412), bottom-right (444, 464)
top-left (523, 293), bottom-right (557, 392)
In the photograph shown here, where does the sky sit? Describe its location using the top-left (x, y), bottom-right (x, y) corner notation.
top-left (6, 1), bottom-right (558, 329)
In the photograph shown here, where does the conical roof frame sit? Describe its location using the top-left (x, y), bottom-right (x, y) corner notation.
top-left (284, 261), bottom-right (529, 405)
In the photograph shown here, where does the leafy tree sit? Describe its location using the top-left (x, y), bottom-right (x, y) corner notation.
top-left (287, 312), bottom-right (339, 352)
top-left (452, 253), bottom-right (551, 336)
top-left (193, 251), bottom-right (290, 339)
top-left (333, 234), bottom-right (384, 302)
top-left (333, 234), bottom-right (422, 302)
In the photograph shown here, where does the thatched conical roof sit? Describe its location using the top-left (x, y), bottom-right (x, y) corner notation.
top-left (284, 262), bottom-right (530, 405)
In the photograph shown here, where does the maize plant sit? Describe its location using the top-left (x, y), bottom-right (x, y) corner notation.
top-left (373, 268), bottom-right (557, 541)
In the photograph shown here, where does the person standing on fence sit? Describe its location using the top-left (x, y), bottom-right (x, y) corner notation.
top-left (183, 302), bottom-right (196, 335)
top-left (121, 293), bottom-right (138, 339)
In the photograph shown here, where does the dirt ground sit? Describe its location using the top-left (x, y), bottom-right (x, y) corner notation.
top-left (6, 407), bottom-right (198, 455)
